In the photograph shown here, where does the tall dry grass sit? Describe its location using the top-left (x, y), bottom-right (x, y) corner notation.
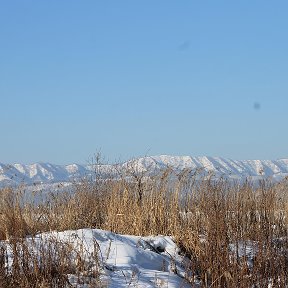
top-left (0, 165), bottom-right (288, 287)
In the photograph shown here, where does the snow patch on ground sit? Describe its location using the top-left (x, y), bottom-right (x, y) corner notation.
top-left (3, 229), bottom-right (193, 288)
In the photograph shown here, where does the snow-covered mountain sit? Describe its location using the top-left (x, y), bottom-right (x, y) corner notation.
top-left (0, 162), bottom-right (88, 187)
top-left (1, 155), bottom-right (288, 187)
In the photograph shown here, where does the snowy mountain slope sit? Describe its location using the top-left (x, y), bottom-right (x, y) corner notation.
top-left (0, 162), bottom-right (88, 186)
top-left (1, 155), bottom-right (288, 186)
top-left (126, 155), bottom-right (288, 181)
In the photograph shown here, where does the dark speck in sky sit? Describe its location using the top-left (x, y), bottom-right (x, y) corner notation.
top-left (178, 41), bottom-right (190, 51)
top-left (253, 102), bottom-right (261, 110)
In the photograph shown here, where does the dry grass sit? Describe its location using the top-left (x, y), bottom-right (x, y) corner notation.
top-left (0, 165), bottom-right (288, 287)
top-left (0, 237), bottom-right (73, 287)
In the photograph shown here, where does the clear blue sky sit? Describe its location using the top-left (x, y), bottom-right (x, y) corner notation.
top-left (1, 1), bottom-right (287, 164)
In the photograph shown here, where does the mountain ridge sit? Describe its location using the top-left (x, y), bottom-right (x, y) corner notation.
top-left (1, 155), bottom-right (288, 186)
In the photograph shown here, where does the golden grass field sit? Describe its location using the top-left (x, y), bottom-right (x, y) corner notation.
top-left (0, 166), bottom-right (287, 287)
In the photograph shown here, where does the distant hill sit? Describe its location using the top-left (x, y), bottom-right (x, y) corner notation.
top-left (1, 155), bottom-right (288, 187)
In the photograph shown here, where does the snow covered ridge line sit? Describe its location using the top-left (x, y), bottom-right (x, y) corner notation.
top-left (1, 155), bottom-right (288, 186)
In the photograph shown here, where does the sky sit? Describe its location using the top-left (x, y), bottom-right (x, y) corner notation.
top-left (1, 1), bottom-right (287, 164)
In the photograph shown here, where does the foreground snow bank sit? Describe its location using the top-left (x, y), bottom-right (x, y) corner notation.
top-left (3, 229), bottom-right (192, 287)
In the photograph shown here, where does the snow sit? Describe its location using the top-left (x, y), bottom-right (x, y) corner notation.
top-left (1, 155), bottom-right (288, 187)
top-left (229, 241), bottom-right (258, 270)
top-left (2, 228), bottom-right (192, 288)
top-left (66, 164), bottom-right (82, 173)
top-left (3, 227), bottom-right (280, 287)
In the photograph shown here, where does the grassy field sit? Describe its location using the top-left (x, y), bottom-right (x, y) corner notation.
top-left (0, 166), bottom-right (288, 287)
